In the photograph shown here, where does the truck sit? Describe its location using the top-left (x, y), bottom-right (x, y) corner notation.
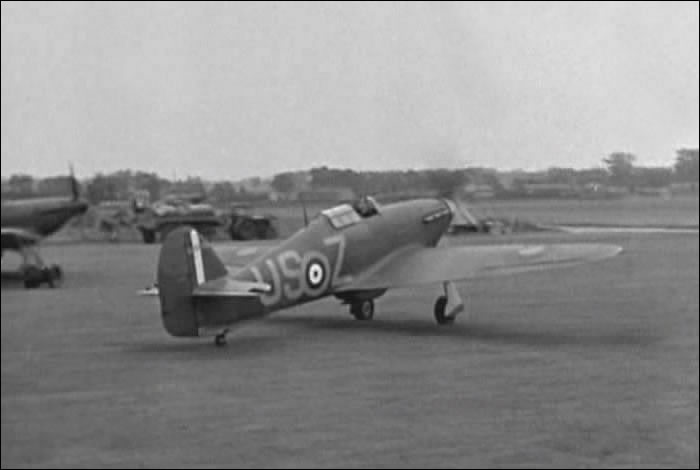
top-left (134, 194), bottom-right (223, 244)
top-left (227, 203), bottom-right (279, 241)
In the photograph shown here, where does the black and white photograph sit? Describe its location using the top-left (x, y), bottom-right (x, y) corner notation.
top-left (1, 1), bottom-right (698, 468)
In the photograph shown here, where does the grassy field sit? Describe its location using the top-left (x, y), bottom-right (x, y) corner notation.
top-left (469, 196), bottom-right (700, 229)
top-left (2, 231), bottom-right (698, 468)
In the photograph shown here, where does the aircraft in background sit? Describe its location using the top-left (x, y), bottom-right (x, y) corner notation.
top-left (141, 196), bottom-right (622, 346)
top-left (1, 173), bottom-right (89, 288)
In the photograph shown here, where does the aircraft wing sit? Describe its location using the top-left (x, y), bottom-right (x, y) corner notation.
top-left (1, 228), bottom-right (42, 250)
top-left (335, 243), bottom-right (622, 292)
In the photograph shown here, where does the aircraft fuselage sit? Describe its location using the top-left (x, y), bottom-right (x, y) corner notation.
top-left (233, 198), bottom-right (453, 313)
top-left (1, 198), bottom-right (89, 239)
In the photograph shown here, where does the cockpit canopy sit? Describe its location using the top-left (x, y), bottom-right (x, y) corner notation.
top-left (321, 204), bottom-right (361, 229)
top-left (321, 197), bottom-right (381, 229)
top-left (352, 196), bottom-right (380, 218)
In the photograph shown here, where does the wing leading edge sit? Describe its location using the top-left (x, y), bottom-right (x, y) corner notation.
top-left (336, 243), bottom-right (623, 292)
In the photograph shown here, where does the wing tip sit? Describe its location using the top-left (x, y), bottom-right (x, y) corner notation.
top-left (596, 244), bottom-right (624, 260)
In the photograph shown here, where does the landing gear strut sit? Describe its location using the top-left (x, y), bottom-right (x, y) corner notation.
top-left (434, 282), bottom-right (464, 326)
top-left (214, 330), bottom-right (229, 347)
top-left (20, 245), bottom-right (63, 289)
top-left (350, 299), bottom-right (374, 321)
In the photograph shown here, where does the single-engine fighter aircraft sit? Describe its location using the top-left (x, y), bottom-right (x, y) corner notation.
top-left (1, 173), bottom-right (88, 288)
top-left (141, 197), bottom-right (622, 346)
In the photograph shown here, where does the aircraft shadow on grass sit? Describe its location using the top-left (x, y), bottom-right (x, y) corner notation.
top-left (1, 271), bottom-right (29, 289)
top-left (267, 312), bottom-right (660, 350)
top-left (121, 310), bottom-right (658, 356)
top-left (116, 333), bottom-right (291, 360)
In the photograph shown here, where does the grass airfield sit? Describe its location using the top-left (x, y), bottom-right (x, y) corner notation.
top-left (2, 231), bottom-right (698, 468)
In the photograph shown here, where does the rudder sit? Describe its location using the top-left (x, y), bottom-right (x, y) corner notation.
top-left (157, 227), bottom-right (228, 337)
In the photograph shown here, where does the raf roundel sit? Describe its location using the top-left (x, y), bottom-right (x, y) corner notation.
top-left (306, 260), bottom-right (326, 289)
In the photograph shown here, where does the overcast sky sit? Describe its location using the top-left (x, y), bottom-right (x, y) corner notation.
top-left (2, 1), bottom-right (698, 180)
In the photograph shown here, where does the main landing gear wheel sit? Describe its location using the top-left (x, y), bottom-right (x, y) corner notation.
top-left (434, 295), bottom-right (455, 325)
top-left (350, 299), bottom-right (375, 321)
top-left (22, 266), bottom-right (44, 289)
top-left (46, 265), bottom-right (63, 288)
top-left (214, 332), bottom-right (228, 347)
top-left (23, 264), bottom-right (63, 289)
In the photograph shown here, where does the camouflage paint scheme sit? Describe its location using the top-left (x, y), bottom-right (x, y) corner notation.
top-left (150, 197), bottom-right (622, 343)
top-left (235, 198), bottom-right (450, 311)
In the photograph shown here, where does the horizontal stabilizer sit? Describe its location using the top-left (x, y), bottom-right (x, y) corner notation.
top-left (192, 278), bottom-right (271, 298)
top-left (137, 278), bottom-right (270, 299)
top-left (138, 285), bottom-right (160, 296)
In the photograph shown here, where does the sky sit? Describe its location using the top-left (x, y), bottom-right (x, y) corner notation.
top-left (1, 1), bottom-right (698, 180)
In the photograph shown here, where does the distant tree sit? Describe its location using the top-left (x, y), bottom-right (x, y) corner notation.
top-left (271, 172), bottom-right (297, 194)
top-left (132, 172), bottom-right (163, 201)
top-left (37, 176), bottom-right (73, 196)
top-left (210, 182), bottom-right (237, 203)
top-left (574, 168), bottom-right (609, 186)
top-left (7, 174), bottom-right (35, 197)
top-left (546, 167), bottom-right (577, 184)
top-left (310, 167), bottom-right (363, 193)
top-left (674, 148), bottom-right (699, 182)
top-left (167, 177), bottom-right (206, 199)
top-left (426, 169), bottom-right (465, 198)
top-left (86, 174), bottom-right (119, 203)
top-left (481, 171), bottom-right (504, 193)
top-left (633, 167), bottom-right (673, 188)
top-left (603, 152), bottom-right (637, 187)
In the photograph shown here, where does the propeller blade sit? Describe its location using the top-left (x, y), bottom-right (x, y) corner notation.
top-left (68, 163), bottom-right (80, 201)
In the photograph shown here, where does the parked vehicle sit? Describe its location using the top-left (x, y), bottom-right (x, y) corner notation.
top-left (134, 194), bottom-right (223, 244)
top-left (228, 204), bottom-right (279, 241)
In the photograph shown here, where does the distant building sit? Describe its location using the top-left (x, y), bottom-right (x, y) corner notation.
top-left (521, 182), bottom-right (579, 197)
top-left (670, 182), bottom-right (699, 194)
top-left (1, 176), bottom-right (37, 198)
top-left (233, 177), bottom-right (274, 195)
top-left (297, 187), bottom-right (356, 202)
top-left (460, 183), bottom-right (495, 200)
top-left (636, 187), bottom-right (672, 198)
top-left (36, 177), bottom-right (72, 197)
top-left (496, 170), bottom-right (542, 192)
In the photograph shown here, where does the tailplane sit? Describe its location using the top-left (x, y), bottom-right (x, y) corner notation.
top-left (156, 227), bottom-right (266, 337)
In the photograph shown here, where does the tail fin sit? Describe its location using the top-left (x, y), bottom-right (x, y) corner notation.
top-left (157, 227), bottom-right (228, 337)
top-left (156, 227), bottom-right (266, 337)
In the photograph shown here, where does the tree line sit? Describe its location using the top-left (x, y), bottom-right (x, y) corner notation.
top-left (2, 149), bottom-right (698, 203)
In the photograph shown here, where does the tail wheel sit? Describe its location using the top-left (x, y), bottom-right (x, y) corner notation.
top-left (434, 296), bottom-right (454, 325)
top-left (350, 300), bottom-right (375, 321)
